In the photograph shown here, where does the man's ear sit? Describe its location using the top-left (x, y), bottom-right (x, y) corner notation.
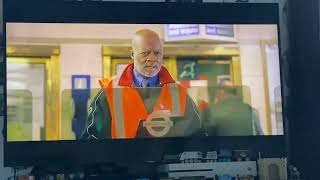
top-left (130, 49), bottom-right (134, 60)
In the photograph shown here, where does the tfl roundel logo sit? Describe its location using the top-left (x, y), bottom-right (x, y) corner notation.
top-left (143, 110), bottom-right (173, 137)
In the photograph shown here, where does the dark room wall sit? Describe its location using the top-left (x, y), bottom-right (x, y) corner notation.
top-left (289, 0), bottom-right (320, 179)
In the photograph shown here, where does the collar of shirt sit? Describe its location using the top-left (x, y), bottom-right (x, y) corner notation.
top-left (133, 69), bottom-right (159, 87)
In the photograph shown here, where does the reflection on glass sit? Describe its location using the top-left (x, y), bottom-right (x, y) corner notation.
top-left (7, 86), bottom-right (283, 141)
top-left (7, 90), bottom-right (32, 141)
top-left (61, 88), bottom-right (100, 140)
top-left (69, 86), bottom-right (261, 140)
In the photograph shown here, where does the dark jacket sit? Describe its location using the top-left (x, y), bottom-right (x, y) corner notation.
top-left (81, 64), bottom-right (206, 139)
top-left (202, 95), bottom-right (263, 136)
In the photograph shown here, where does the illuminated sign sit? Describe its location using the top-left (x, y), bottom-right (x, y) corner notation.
top-left (166, 24), bottom-right (200, 39)
top-left (205, 24), bottom-right (234, 37)
top-left (165, 24), bottom-right (236, 42)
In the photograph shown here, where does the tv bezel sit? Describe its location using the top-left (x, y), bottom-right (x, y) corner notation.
top-left (3, 0), bottom-right (287, 168)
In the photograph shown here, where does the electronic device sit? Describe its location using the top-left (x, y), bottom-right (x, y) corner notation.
top-left (3, 1), bottom-right (287, 175)
top-left (158, 161), bottom-right (257, 179)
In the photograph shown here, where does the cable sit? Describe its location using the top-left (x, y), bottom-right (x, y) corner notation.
top-left (86, 89), bottom-right (103, 139)
top-left (191, 98), bottom-right (208, 136)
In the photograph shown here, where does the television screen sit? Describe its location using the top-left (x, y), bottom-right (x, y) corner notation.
top-left (4, 1), bottom-right (286, 167)
top-left (6, 23), bottom-right (283, 141)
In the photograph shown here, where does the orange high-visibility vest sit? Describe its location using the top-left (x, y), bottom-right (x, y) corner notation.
top-left (100, 77), bottom-right (187, 139)
top-left (98, 78), bottom-right (111, 88)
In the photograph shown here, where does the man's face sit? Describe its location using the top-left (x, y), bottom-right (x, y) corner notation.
top-left (131, 34), bottom-right (163, 77)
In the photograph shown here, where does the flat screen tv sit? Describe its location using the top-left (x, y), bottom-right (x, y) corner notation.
top-left (3, 0), bottom-right (287, 171)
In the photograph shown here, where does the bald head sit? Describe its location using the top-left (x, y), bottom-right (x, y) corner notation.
top-left (131, 29), bottom-right (163, 78)
top-left (132, 29), bottom-right (162, 51)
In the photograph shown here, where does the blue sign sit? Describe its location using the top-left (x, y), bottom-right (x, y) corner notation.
top-left (205, 25), bottom-right (234, 37)
top-left (72, 75), bottom-right (90, 90)
top-left (166, 24), bottom-right (200, 38)
top-left (71, 75), bottom-right (91, 139)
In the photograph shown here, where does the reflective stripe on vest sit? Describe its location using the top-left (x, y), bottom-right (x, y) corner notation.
top-left (112, 79), bottom-right (126, 138)
top-left (104, 79), bottom-right (186, 139)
